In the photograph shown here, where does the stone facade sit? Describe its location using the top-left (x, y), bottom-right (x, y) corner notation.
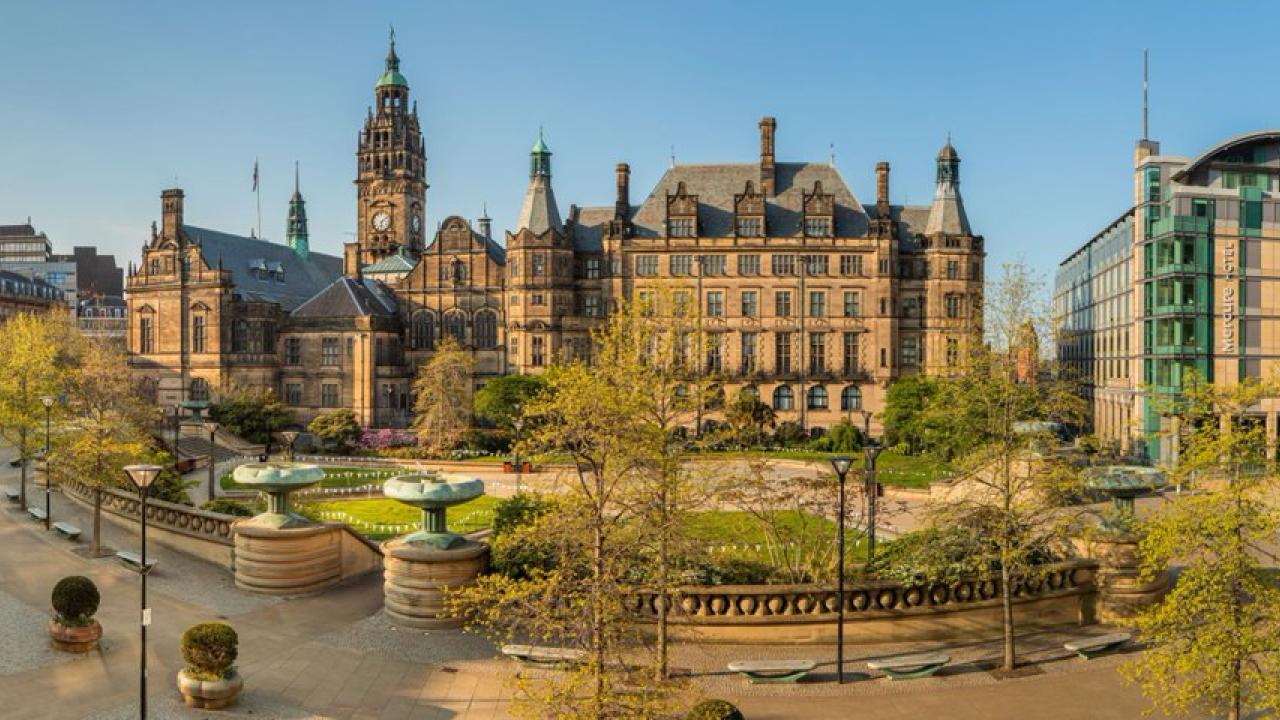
top-left (126, 36), bottom-right (985, 433)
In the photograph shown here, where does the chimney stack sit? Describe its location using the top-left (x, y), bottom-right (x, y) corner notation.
top-left (161, 188), bottom-right (185, 239)
top-left (615, 162), bottom-right (631, 219)
top-left (759, 117), bottom-right (777, 196)
top-left (478, 214), bottom-right (492, 240)
top-left (876, 161), bottom-right (891, 215)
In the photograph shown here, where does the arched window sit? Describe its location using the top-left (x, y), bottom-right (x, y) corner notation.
top-left (474, 310), bottom-right (498, 349)
top-left (190, 378), bottom-right (210, 402)
top-left (443, 310), bottom-right (467, 345)
top-left (841, 385), bottom-right (863, 411)
top-left (411, 310), bottom-right (435, 350)
top-left (807, 385), bottom-right (829, 410)
top-left (772, 385), bottom-right (794, 411)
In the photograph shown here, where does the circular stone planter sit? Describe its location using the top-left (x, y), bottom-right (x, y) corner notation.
top-left (1084, 466), bottom-right (1170, 621)
top-left (47, 619), bottom-right (102, 653)
top-left (177, 669), bottom-right (243, 710)
top-left (380, 472), bottom-right (490, 628)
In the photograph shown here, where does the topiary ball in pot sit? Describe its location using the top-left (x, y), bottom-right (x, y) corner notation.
top-left (51, 576), bottom-right (100, 626)
top-left (686, 699), bottom-right (745, 720)
top-left (178, 623), bottom-right (243, 709)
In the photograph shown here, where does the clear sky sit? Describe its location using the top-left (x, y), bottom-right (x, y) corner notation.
top-left (3, 1), bottom-right (1279, 285)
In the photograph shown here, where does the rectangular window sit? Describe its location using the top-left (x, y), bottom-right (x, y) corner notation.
top-left (284, 338), bottom-right (301, 365)
top-left (673, 291), bottom-right (691, 316)
top-left (843, 332), bottom-right (859, 374)
top-left (347, 337), bottom-right (354, 358)
top-left (668, 217), bottom-right (695, 237)
top-left (880, 347), bottom-right (887, 368)
top-left (139, 316), bottom-right (154, 354)
top-left (803, 255), bottom-right (829, 275)
top-left (741, 290), bottom-right (758, 317)
top-left (809, 332), bottom-right (826, 374)
top-left (843, 291), bottom-right (861, 318)
top-left (741, 332), bottom-right (757, 374)
top-left (585, 258), bottom-right (600, 279)
top-left (700, 255), bottom-right (727, 276)
top-left (804, 217), bottom-right (832, 237)
top-left (320, 384), bottom-right (340, 408)
top-left (582, 295), bottom-right (601, 317)
top-left (901, 336), bottom-right (919, 367)
top-left (635, 255), bottom-right (659, 276)
top-left (879, 258), bottom-right (890, 276)
top-left (531, 336), bottom-right (546, 367)
top-left (947, 261), bottom-right (960, 280)
top-left (737, 217), bottom-right (762, 237)
top-left (532, 254), bottom-right (546, 277)
top-left (774, 290), bottom-right (792, 317)
top-left (706, 290), bottom-right (724, 317)
top-left (670, 255), bottom-right (693, 276)
top-left (706, 334), bottom-right (723, 373)
top-left (192, 315), bottom-right (206, 353)
top-left (774, 332), bottom-right (792, 374)
top-left (771, 254), bottom-right (796, 276)
top-left (321, 337), bottom-right (340, 366)
top-left (840, 255), bottom-right (864, 276)
top-left (738, 254), bottom-right (761, 276)
top-left (531, 293), bottom-right (545, 306)
top-left (945, 294), bottom-right (962, 319)
top-left (284, 383), bottom-right (302, 406)
top-left (808, 291), bottom-right (826, 318)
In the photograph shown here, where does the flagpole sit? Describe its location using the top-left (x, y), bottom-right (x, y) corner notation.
top-left (256, 172), bottom-right (262, 239)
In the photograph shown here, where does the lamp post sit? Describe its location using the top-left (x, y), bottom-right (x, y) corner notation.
top-left (171, 406), bottom-right (180, 456)
top-left (124, 464), bottom-right (162, 720)
top-left (511, 406), bottom-right (525, 494)
top-left (203, 422), bottom-right (219, 502)
top-left (383, 385), bottom-right (394, 429)
top-left (863, 439), bottom-right (883, 562)
top-left (40, 395), bottom-right (55, 531)
top-left (829, 454), bottom-right (854, 684)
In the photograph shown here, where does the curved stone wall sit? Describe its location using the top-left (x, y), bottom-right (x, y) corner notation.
top-left (630, 560), bottom-right (1099, 644)
top-left (383, 539), bottom-right (489, 629)
top-left (233, 523), bottom-right (343, 596)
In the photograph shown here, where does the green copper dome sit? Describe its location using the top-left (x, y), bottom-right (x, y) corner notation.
top-left (377, 69), bottom-right (409, 88)
top-left (531, 131), bottom-right (551, 154)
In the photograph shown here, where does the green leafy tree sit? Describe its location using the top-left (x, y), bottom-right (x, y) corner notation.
top-left (412, 338), bottom-right (474, 455)
top-left (474, 374), bottom-right (547, 429)
top-left (1122, 376), bottom-right (1280, 720)
top-left (209, 386), bottom-right (290, 445)
top-left (881, 375), bottom-right (936, 455)
top-left (307, 409), bottom-right (362, 453)
top-left (0, 311), bottom-right (75, 507)
top-left (721, 389), bottom-right (775, 448)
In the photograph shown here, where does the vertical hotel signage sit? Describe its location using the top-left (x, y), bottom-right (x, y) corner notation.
top-left (1222, 240), bottom-right (1237, 352)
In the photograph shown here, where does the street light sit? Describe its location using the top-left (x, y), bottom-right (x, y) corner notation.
top-left (863, 439), bottom-right (883, 562)
top-left (829, 454), bottom-right (854, 684)
top-left (203, 422), bottom-right (219, 502)
top-left (511, 404), bottom-right (525, 494)
top-left (124, 464), bottom-right (161, 720)
top-left (40, 395), bottom-right (54, 531)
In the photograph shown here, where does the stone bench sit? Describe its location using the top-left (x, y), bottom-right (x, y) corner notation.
top-left (500, 644), bottom-right (587, 668)
top-left (27, 506), bottom-right (47, 522)
top-left (115, 551), bottom-right (158, 574)
top-left (3, 487), bottom-right (19, 502)
top-left (726, 659), bottom-right (816, 684)
top-left (1064, 632), bottom-right (1131, 659)
top-left (52, 522), bottom-right (81, 540)
top-left (866, 651), bottom-right (950, 680)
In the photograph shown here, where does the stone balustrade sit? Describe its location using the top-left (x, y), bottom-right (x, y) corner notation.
top-left (62, 479), bottom-right (235, 545)
top-left (631, 559), bottom-right (1099, 644)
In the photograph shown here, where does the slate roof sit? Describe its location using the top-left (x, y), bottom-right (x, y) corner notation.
top-left (362, 251), bottom-right (417, 274)
top-left (516, 175), bottom-right (563, 235)
top-left (291, 277), bottom-right (398, 319)
top-left (181, 225), bottom-right (342, 311)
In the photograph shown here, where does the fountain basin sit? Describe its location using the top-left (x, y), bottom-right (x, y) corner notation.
top-left (383, 472), bottom-right (484, 550)
top-left (232, 462), bottom-right (325, 529)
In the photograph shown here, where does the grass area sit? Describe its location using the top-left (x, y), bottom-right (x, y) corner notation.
top-left (696, 447), bottom-right (951, 488)
top-left (686, 509), bottom-right (868, 562)
top-left (300, 495), bottom-right (500, 541)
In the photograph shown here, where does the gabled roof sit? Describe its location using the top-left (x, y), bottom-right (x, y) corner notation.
top-left (362, 251), bottom-right (417, 274)
top-left (628, 162), bottom-right (870, 239)
top-left (291, 277), bottom-right (398, 319)
top-left (181, 225), bottom-right (342, 311)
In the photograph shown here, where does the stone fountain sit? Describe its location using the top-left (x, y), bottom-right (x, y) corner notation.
top-left (1083, 465), bottom-right (1169, 621)
top-left (381, 471), bottom-right (489, 629)
top-left (231, 462), bottom-right (344, 596)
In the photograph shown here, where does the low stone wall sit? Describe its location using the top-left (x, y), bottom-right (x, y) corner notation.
top-left (61, 479), bottom-right (236, 567)
top-left (631, 560), bottom-right (1099, 644)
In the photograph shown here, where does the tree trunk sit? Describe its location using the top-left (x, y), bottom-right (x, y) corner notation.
top-left (1000, 554), bottom-right (1016, 671)
top-left (18, 453), bottom-right (26, 508)
top-left (591, 469), bottom-right (606, 720)
top-left (92, 488), bottom-right (103, 557)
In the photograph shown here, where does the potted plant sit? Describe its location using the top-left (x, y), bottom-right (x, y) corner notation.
top-left (48, 576), bottom-right (102, 652)
top-left (686, 699), bottom-right (745, 720)
top-left (176, 622), bottom-right (242, 709)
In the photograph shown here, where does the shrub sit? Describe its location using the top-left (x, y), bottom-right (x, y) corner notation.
top-left (688, 557), bottom-right (777, 586)
top-left (181, 622), bottom-right (239, 680)
top-left (51, 576), bottom-right (99, 626)
top-left (810, 419), bottom-right (863, 453)
top-left (686, 699), bottom-right (744, 720)
top-left (200, 498), bottom-right (256, 517)
top-left (308, 410), bottom-right (363, 453)
top-left (772, 421), bottom-right (806, 447)
top-left (463, 428), bottom-right (511, 455)
top-left (492, 492), bottom-right (555, 537)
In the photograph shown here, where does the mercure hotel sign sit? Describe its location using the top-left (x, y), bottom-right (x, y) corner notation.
top-left (1222, 239), bottom-right (1236, 353)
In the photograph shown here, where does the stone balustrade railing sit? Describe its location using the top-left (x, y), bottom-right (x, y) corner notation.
top-left (632, 559), bottom-right (1097, 627)
top-left (62, 479), bottom-right (236, 546)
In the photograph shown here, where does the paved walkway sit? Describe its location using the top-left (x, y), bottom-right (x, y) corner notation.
top-left (0, 457), bottom-right (1181, 719)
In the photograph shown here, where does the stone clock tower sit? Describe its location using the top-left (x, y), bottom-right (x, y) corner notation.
top-left (346, 29), bottom-right (428, 276)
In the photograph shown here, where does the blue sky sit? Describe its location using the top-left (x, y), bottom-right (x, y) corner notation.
top-left (3, 1), bottom-right (1278, 284)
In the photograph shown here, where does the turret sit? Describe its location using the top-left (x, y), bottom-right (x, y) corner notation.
top-left (517, 129), bottom-right (562, 235)
top-left (287, 163), bottom-right (309, 259)
top-left (925, 140), bottom-right (971, 236)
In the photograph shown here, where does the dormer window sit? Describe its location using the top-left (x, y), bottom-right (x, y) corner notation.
top-left (669, 218), bottom-right (694, 237)
top-left (804, 217), bottom-right (832, 237)
top-left (666, 181), bottom-right (698, 238)
top-left (736, 217), bottom-right (762, 237)
top-left (734, 180), bottom-right (766, 238)
top-left (802, 180), bottom-right (835, 237)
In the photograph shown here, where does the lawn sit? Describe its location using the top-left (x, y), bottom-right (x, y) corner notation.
top-left (300, 495), bottom-right (500, 541)
top-left (698, 447), bottom-right (952, 488)
top-left (686, 509), bottom-right (868, 562)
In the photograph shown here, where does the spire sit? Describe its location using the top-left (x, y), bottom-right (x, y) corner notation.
top-left (376, 25), bottom-right (408, 88)
top-left (925, 138), bottom-right (971, 236)
top-left (518, 129), bottom-right (562, 234)
top-left (287, 163), bottom-right (310, 259)
top-left (386, 24), bottom-right (399, 72)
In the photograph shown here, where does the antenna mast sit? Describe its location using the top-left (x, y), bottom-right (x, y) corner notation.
top-left (1143, 48), bottom-right (1149, 141)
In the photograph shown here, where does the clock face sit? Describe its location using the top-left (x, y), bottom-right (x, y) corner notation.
top-left (372, 211), bottom-right (391, 232)
top-left (411, 215), bottom-right (421, 232)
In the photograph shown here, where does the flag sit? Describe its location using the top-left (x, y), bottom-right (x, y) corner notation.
top-left (252, 159), bottom-right (259, 192)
